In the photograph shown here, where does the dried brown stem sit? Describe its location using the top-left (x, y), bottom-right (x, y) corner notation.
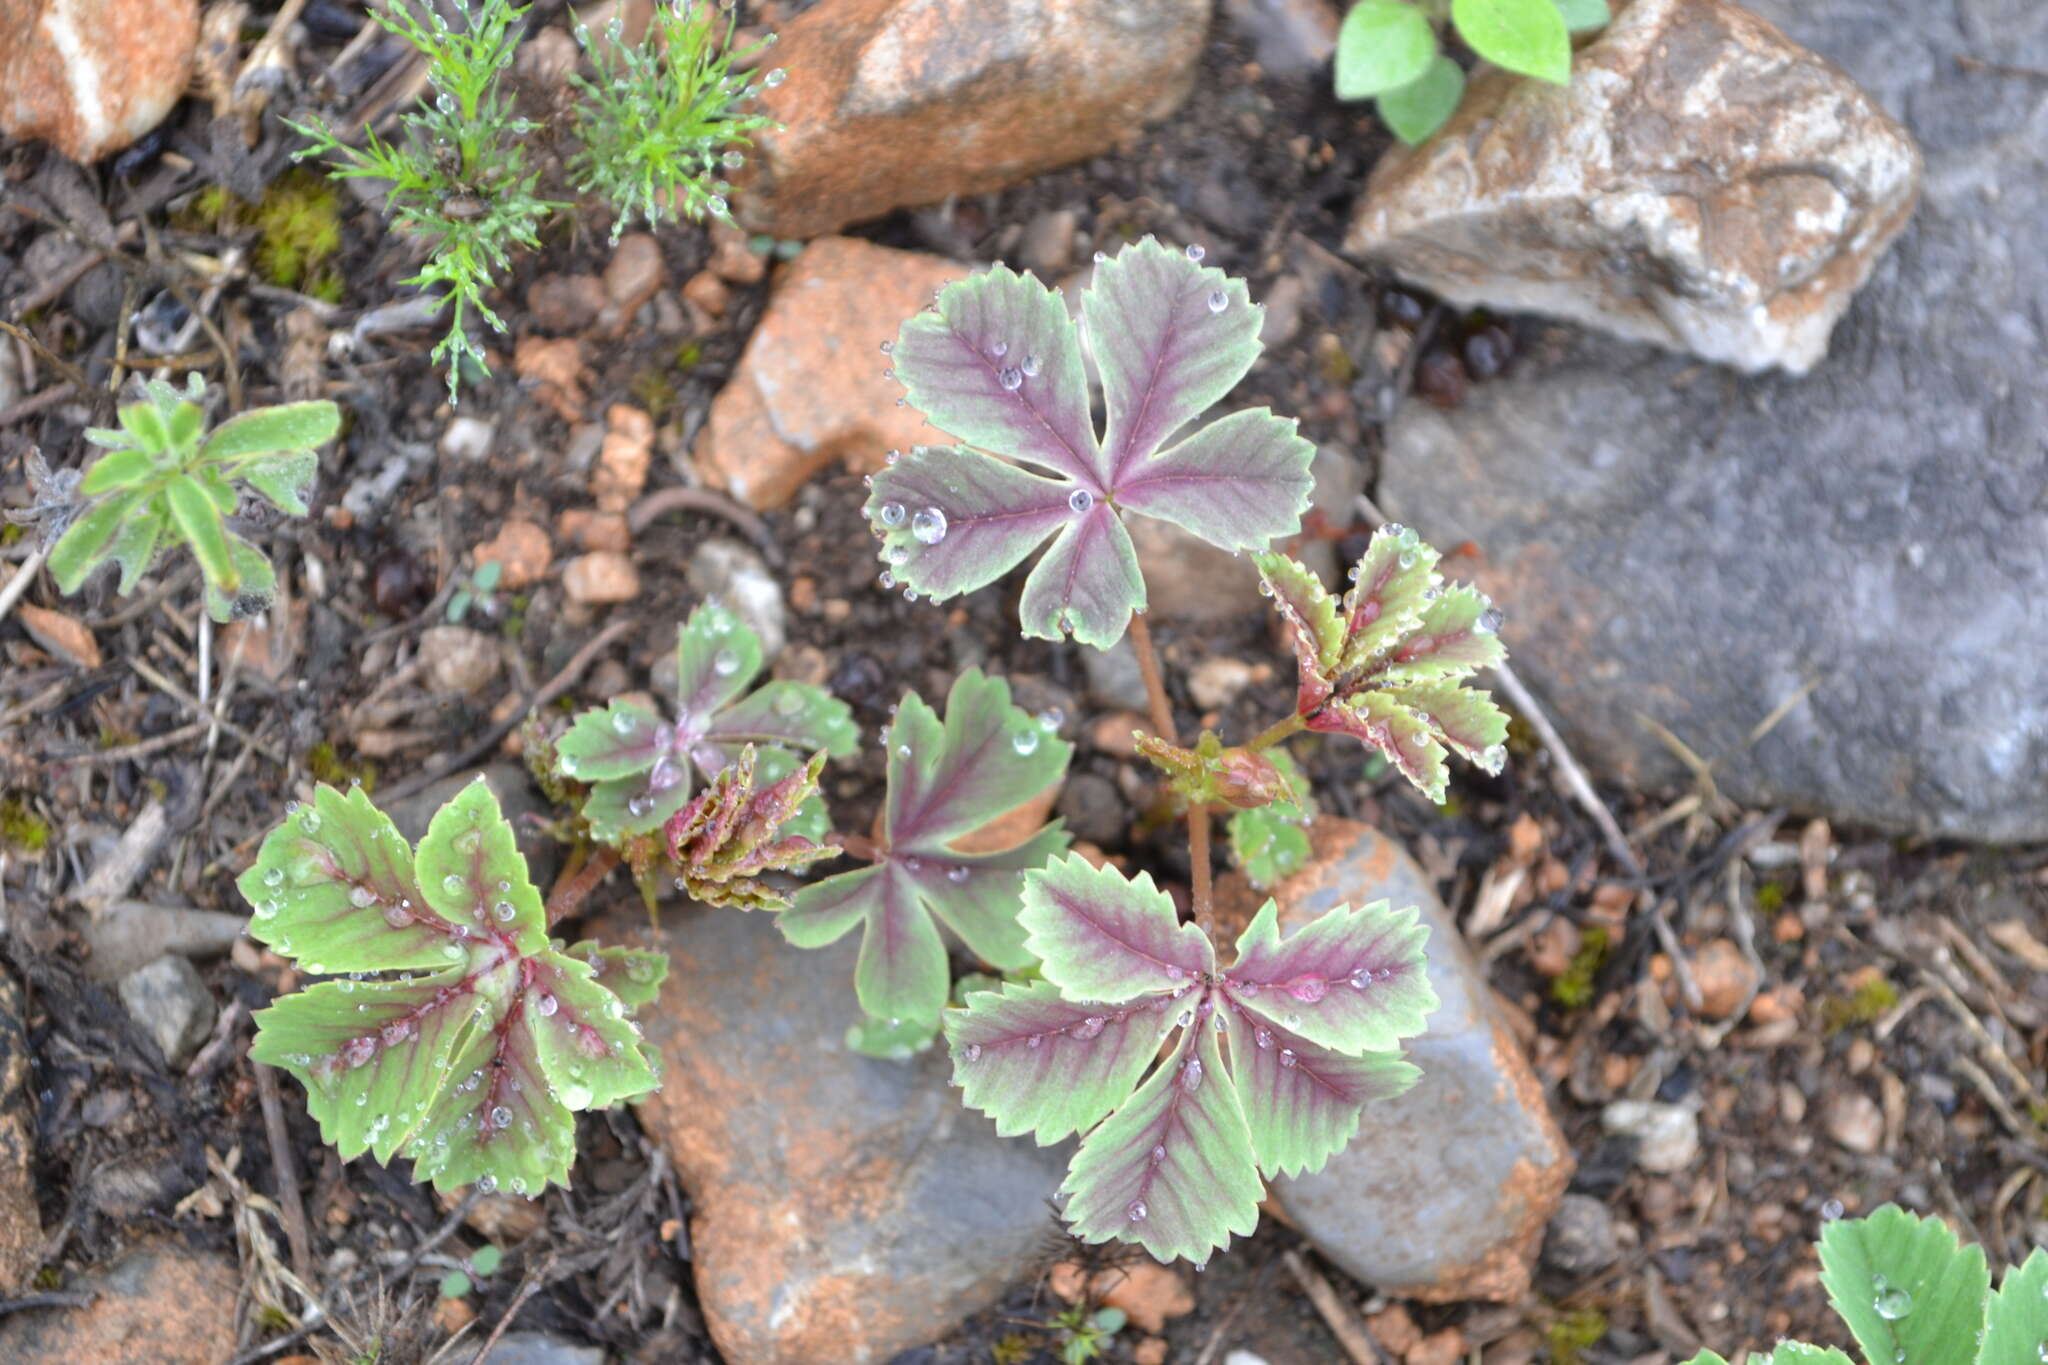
top-left (253, 1061), bottom-right (316, 1287)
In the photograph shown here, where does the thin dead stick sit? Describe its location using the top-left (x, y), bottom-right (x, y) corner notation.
top-left (379, 617), bottom-right (636, 803)
top-left (72, 720), bottom-right (207, 764)
top-left (0, 544), bottom-right (50, 632)
top-left (129, 656), bottom-right (285, 764)
top-left (629, 485), bottom-right (783, 567)
top-left (254, 1062), bottom-right (316, 1287)
top-left (1281, 1249), bottom-right (1384, 1365)
top-left (467, 1255), bottom-right (554, 1365)
top-left (0, 383), bottom-right (76, 427)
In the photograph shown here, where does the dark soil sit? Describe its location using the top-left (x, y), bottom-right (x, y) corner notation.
top-left (4, 2), bottom-right (2047, 1363)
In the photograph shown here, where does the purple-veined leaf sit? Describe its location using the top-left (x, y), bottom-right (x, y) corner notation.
top-left (1020, 854), bottom-right (1213, 1004)
top-left (701, 681), bottom-right (863, 760)
top-left (1084, 238), bottom-right (1263, 480)
top-left (1223, 899), bottom-right (1435, 1054)
top-left (780, 670), bottom-right (1073, 1026)
top-left (889, 262), bottom-right (1106, 487)
top-left (675, 601), bottom-right (763, 728)
top-left (563, 940), bottom-right (669, 1011)
top-left (245, 779), bottom-right (662, 1197)
top-left (1252, 550), bottom-right (1343, 712)
top-left (1396, 681), bottom-right (1509, 769)
top-left (1014, 502), bottom-right (1147, 648)
top-left (554, 700), bottom-right (673, 782)
top-left (1309, 690), bottom-right (1449, 801)
top-left (1377, 584), bottom-right (1507, 686)
top-left (1113, 409), bottom-right (1315, 553)
top-left (1059, 1018), bottom-right (1263, 1264)
top-left (871, 237), bottom-right (1312, 651)
top-left (862, 445), bottom-right (1073, 603)
top-left (947, 979), bottom-right (1177, 1142)
top-left (1338, 524), bottom-right (1441, 673)
top-left (1225, 1003), bottom-right (1418, 1178)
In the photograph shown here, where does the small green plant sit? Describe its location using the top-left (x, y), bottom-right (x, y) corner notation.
top-left (1050, 1304), bottom-right (1126, 1364)
top-left (294, 0), bottom-right (778, 399)
top-left (567, 1), bottom-right (782, 242)
top-left (1335, 0), bottom-right (1610, 144)
top-left (437, 1243), bottom-right (502, 1298)
top-left (446, 559), bottom-right (503, 623)
top-left (49, 375), bottom-right (338, 621)
top-left (291, 0), bottom-right (559, 401)
top-left (1685, 1204), bottom-right (2048, 1365)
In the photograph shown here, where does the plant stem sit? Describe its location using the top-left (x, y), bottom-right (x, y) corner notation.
top-left (1127, 614), bottom-right (1216, 933)
top-left (1244, 710), bottom-right (1307, 753)
top-left (545, 843), bottom-right (620, 926)
top-left (835, 831), bottom-right (882, 861)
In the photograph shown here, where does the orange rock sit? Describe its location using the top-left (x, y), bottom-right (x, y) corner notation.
top-left (1408, 1326), bottom-right (1468, 1365)
top-left (513, 335), bottom-right (591, 423)
top-left (708, 221), bottom-right (766, 284)
top-left (0, 1243), bottom-right (238, 1362)
top-left (526, 273), bottom-right (607, 334)
top-left (735, 0), bottom-right (1206, 238)
top-left (1, 0), bottom-right (197, 162)
top-left (695, 237), bottom-right (960, 509)
top-left (558, 509), bottom-right (633, 553)
top-left (948, 779), bottom-right (1061, 855)
top-left (682, 269), bottom-right (732, 320)
top-left (1367, 1303), bottom-right (1422, 1356)
top-left (1089, 711), bottom-right (1149, 759)
top-left (1690, 937), bottom-right (1758, 1019)
top-left (1506, 812), bottom-right (1544, 862)
top-left (16, 603), bottom-right (100, 669)
top-left (1050, 1259), bottom-right (1194, 1335)
top-left (1132, 1337), bottom-right (1169, 1365)
top-left (473, 519), bottom-right (553, 590)
top-left (601, 232), bottom-right (668, 333)
top-left (593, 409), bottom-right (654, 512)
top-left (562, 551), bottom-right (641, 605)
top-left (433, 1295), bottom-right (476, 1334)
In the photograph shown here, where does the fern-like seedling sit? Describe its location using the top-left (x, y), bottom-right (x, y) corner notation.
top-left (553, 602), bottom-right (857, 844)
top-left (947, 854), bottom-right (1432, 1264)
top-left (241, 779), bottom-right (666, 1196)
top-left (49, 375), bottom-right (337, 621)
top-left (1683, 1203), bottom-right (2048, 1365)
top-left (1256, 524), bottom-right (1510, 803)
top-left (779, 670), bottom-right (1072, 1031)
top-left (866, 237), bottom-right (1315, 649)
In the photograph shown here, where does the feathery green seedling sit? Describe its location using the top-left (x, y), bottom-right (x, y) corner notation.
top-left (1335, 0), bottom-right (1609, 144)
top-left (49, 374), bottom-right (337, 621)
top-left (568, 0), bottom-right (782, 242)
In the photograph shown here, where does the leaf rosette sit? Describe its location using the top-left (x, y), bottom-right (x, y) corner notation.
top-left (553, 601), bottom-right (858, 843)
top-left (865, 237), bottom-right (1315, 649)
top-left (241, 778), bottom-right (666, 1196)
top-left (947, 854), bottom-right (1435, 1263)
top-left (1256, 525), bottom-right (1510, 803)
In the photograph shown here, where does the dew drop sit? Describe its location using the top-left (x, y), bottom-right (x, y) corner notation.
top-left (1207, 290), bottom-right (1227, 313)
top-left (628, 794), bottom-right (654, 817)
top-left (1874, 1286), bottom-right (1913, 1320)
top-left (454, 829), bottom-right (481, 854)
top-left (535, 993), bottom-right (559, 1017)
top-left (349, 885), bottom-right (378, 909)
top-left (380, 1020), bottom-right (413, 1047)
top-left (762, 67), bottom-right (786, 87)
top-left (1150, 1144), bottom-right (1166, 1164)
top-left (1185, 244), bottom-right (1205, 262)
top-left (611, 709), bottom-right (637, 735)
top-left (494, 900), bottom-right (517, 922)
top-left (879, 340), bottom-right (894, 355)
top-left (1285, 974), bottom-right (1328, 1003)
top-left (878, 502), bottom-right (907, 527)
top-left (1279, 1048), bottom-right (1298, 1068)
top-left (489, 1105), bottom-right (514, 1129)
top-left (911, 507), bottom-right (949, 544)
top-left (1068, 487), bottom-right (1094, 514)
top-left (946, 865), bottom-right (970, 883)
top-left (1011, 728), bottom-right (1040, 756)
top-left (1176, 1009), bottom-right (1193, 1028)
top-left (960, 1043), bottom-right (983, 1062)
top-left (475, 1174), bottom-right (497, 1194)
top-left (442, 873), bottom-right (469, 897)
top-left (383, 904), bottom-right (413, 928)
top-left (1126, 1199), bottom-right (1149, 1222)
top-left (263, 867), bottom-right (285, 887)
top-left (1026, 1034), bottom-right (1044, 1049)
top-left (997, 366), bottom-right (1023, 391)
top-left (1073, 1016), bottom-right (1105, 1040)
top-left (1820, 1198), bottom-right (1845, 1221)
top-left (990, 340), bottom-right (1009, 358)
top-left (301, 810), bottom-right (322, 833)
top-left (712, 648), bottom-right (741, 677)
top-left (342, 1036), bottom-right (376, 1068)
top-left (1181, 1057), bottom-right (1204, 1093)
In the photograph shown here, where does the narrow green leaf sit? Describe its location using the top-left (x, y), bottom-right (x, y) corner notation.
top-left (200, 400), bottom-right (341, 460)
top-left (1451, 0), bottom-right (1571, 83)
top-left (164, 475), bottom-right (238, 595)
top-left (1379, 54), bottom-right (1466, 144)
top-left (107, 504), bottom-right (167, 594)
top-left (1335, 1), bottom-right (1440, 100)
top-left (847, 1013), bottom-right (940, 1061)
top-left (1338, 524), bottom-right (1441, 674)
top-left (118, 398), bottom-right (172, 452)
top-left (79, 448), bottom-right (157, 496)
top-left (1767, 1348), bottom-right (1856, 1365)
top-left (1817, 1205), bottom-right (1988, 1365)
top-left (47, 491), bottom-right (148, 592)
top-left (1980, 1247), bottom-right (2048, 1365)
top-left (235, 449), bottom-right (320, 517)
top-left (556, 700), bottom-right (674, 782)
top-left (1253, 552), bottom-right (1344, 680)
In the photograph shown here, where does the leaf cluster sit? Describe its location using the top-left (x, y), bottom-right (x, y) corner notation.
top-left (567, 2), bottom-right (782, 242)
top-left (1684, 1204), bottom-right (2048, 1365)
top-left (50, 375), bottom-right (337, 621)
top-left (290, 0), bottom-right (560, 401)
top-left (1256, 524), bottom-right (1510, 803)
top-left (947, 855), bottom-right (1435, 1263)
top-left (866, 236), bottom-right (1315, 650)
top-left (241, 779), bottom-right (667, 1196)
top-left (1335, 0), bottom-right (1609, 144)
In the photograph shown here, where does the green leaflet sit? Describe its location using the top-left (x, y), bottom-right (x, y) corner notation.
top-left (1451, 0), bottom-right (1572, 84)
top-left (1227, 745), bottom-right (1316, 890)
top-left (1378, 54), bottom-right (1467, 145)
top-left (1335, 1), bottom-right (1439, 100)
top-left (1818, 1205), bottom-right (1988, 1365)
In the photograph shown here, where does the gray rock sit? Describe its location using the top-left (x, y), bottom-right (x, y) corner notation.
top-left (82, 901), bottom-right (247, 982)
top-left (1348, 0), bottom-right (1920, 374)
top-left (386, 765), bottom-right (561, 897)
top-left (1082, 636), bottom-right (1151, 712)
top-left (1601, 1100), bottom-right (1700, 1173)
top-left (483, 1333), bottom-right (606, 1365)
top-left (1378, 0), bottom-right (2048, 843)
top-left (1057, 772), bottom-right (1127, 845)
top-left (611, 905), bottom-right (1067, 1365)
top-left (1220, 819), bottom-right (1572, 1302)
top-left (117, 955), bottom-right (214, 1068)
top-left (1543, 1193), bottom-right (1621, 1276)
top-left (688, 539), bottom-right (787, 662)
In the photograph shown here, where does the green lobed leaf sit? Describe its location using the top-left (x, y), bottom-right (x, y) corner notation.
top-left (48, 490), bottom-right (149, 592)
top-left (1337, 524), bottom-right (1441, 676)
top-left (1227, 746), bottom-right (1316, 890)
top-left (200, 400), bottom-right (341, 461)
top-left (1379, 54), bottom-right (1466, 145)
top-left (557, 701), bottom-right (674, 783)
top-left (1817, 1205), bottom-right (1988, 1365)
top-left (1377, 583), bottom-right (1507, 686)
top-left (1335, 1), bottom-right (1440, 100)
top-left (1316, 691), bottom-right (1449, 802)
top-left (1253, 551), bottom-right (1344, 684)
top-left (563, 940), bottom-right (669, 1012)
top-left (1451, 0), bottom-right (1571, 83)
top-left (1980, 1246), bottom-right (2048, 1365)
top-left (1224, 899), bottom-right (1436, 1054)
top-left (1020, 854), bottom-right (1214, 1005)
top-left (946, 979), bottom-right (1177, 1142)
top-left (674, 601), bottom-right (762, 728)
top-left (1228, 1009), bottom-right (1418, 1178)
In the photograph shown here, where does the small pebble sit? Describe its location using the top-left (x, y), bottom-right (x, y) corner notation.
top-left (1600, 1099), bottom-right (1700, 1173)
top-left (439, 416), bottom-right (495, 463)
top-left (1821, 1089), bottom-right (1883, 1154)
top-left (563, 551), bottom-right (641, 606)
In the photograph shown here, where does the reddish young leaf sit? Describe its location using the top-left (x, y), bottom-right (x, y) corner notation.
top-left (664, 745), bottom-right (835, 910)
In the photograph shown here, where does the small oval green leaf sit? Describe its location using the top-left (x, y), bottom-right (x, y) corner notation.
top-left (1451, 0), bottom-right (1571, 84)
top-left (1378, 54), bottom-right (1467, 144)
top-left (1335, 1), bottom-right (1440, 100)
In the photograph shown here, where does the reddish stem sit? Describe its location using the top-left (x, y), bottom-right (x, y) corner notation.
top-left (544, 844), bottom-right (621, 926)
top-left (1127, 614), bottom-right (1215, 933)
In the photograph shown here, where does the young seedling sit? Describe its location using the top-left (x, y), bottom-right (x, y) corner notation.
top-left (1683, 1204), bottom-right (2048, 1365)
top-left (1335, 0), bottom-right (1609, 144)
top-left (49, 374), bottom-right (337, 621)
top-left (567, 0), bottom-right (782, 241)
top-left (872, 238), bottom-right (1511, 1263)
top-left (242, 779), bottom-right (666, 1196)
top-left (866, 237), bottom-right (1315, 649)
top-left (779, 670), bottom-right (1072, 1036)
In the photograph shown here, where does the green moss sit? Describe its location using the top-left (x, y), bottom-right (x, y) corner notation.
top-left (1547, 1308), bottom-right (1608, 1365)
top-left (629, 368), bottom-right (679, 420)
top-left (307, 272), bottom-right (345, 304)
top-left (254, 172), bottom-right (343, 289)
top-left (1755, 879), bottom-right (1787, 914)
top-left (1550, 924), bottom-right (1610, 1010)
top-left (0, 795), bottom-right (50, 855)
top-left (1822, 973), bottom-right (1899, 1035)
top-left (305, 740), bottom-right (378, 794)
top-left (675, 340), bottom-right (702, 370)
